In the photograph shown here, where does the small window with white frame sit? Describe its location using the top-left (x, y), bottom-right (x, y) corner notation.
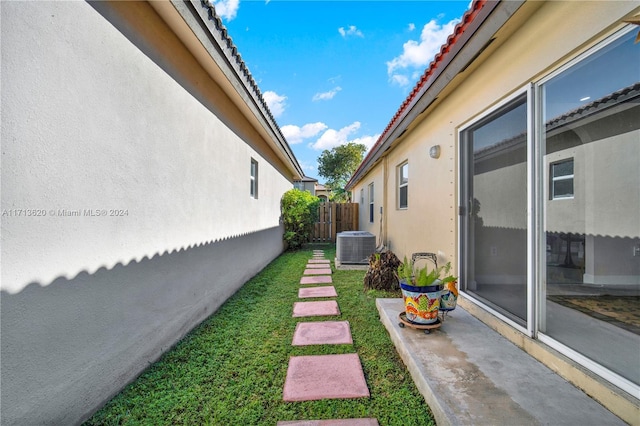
top-left (550, 158), bottom-right (573, 200)
top-left (250, 158), bottom-right (258, 199)
top-left (398, 162), bottom-right (408, 209)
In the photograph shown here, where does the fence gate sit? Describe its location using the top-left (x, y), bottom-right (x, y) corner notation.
top-left (311, 202), bottom-right (359, 243)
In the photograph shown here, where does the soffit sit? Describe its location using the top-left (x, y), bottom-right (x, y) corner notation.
top-left (149, 0), bottom-right (303, 180)
top-left (346, 0), bottom-right (542, 189)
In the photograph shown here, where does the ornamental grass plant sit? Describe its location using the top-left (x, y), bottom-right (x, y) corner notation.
top-left (85, 246), bottom-right (435, 425)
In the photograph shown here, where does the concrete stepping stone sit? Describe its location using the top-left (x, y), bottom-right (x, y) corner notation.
top-left (292, 321), bottom-right (352, 346)
top-left (306, 263), bottom-right (330, 269)
top-left (303, 268), bottom-right (332, 275)
top-left (313, 250), bottom-right (324, 254)
top-left (298, 286), bottom-right (337, 298)
top-left (282, 353), bottom-right (370, 401)
top-left (278, 419), bottom-right (379, 426)
top-left (293, 301), bottom-right (340, 317)
top-left (308, 259), bottom-right (331, 264)
top-left (300, 276), bottom-right (332, 285)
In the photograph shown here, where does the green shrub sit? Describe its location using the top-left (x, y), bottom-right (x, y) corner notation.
top-left (280, 189), bottom-right (320, 250)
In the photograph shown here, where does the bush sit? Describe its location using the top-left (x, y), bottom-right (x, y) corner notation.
top-left (281, 189), bottom-right (320, 250)
top-left (363, 250), bottom-right (402, 291)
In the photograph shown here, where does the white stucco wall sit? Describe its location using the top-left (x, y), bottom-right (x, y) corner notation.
top-left (1, 1), bottom-right (291, 295)
top-left (1, 2), bottom-right (294, 424)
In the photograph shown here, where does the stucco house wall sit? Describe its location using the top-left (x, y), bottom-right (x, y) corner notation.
top-left (347, 1), bottom-right (639, 421)
top-left (350, 0), bottom-right (637, 273)
top-left (1, 1), bottom-right (301, 425)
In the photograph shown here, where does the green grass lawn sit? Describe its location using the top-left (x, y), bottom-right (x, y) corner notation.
top-left (85, 246), bottom-right (435, 425)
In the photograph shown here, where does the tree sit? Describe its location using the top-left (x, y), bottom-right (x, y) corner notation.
top-left (317, 142), bottom-right (366, 202)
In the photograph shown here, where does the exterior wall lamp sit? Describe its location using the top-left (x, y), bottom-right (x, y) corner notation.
top-left (429, 145), bottom-right (441, 159)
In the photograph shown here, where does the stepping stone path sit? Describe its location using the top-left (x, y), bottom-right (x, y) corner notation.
top-left (300, 275), bottom-right (333, 285)
top-left (281, 249), bottom-right (379, 425)
top-left (303, 268), bottom-right (332, 275)
top-left (298, 286), bottom-right (337, 298)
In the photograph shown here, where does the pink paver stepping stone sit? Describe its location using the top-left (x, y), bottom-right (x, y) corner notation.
top-left (278, 419), bottom-right (379, 426)
top-left (292, 321), bottom-right (352, 346)
top-left (308, 259), bottom-right (331, 264)
top-left (282, 353), bottom-right (370, 401)
top-left (298, 286), bottom-right (337, 298)
top-left (306, 263), bottom-right (330, 269)
top-left (303, 268), bottom-right (332, 275)
top-left (293, 301), bottom-right (340, 317)
top-left (300, 276), bottom-right (333, 285)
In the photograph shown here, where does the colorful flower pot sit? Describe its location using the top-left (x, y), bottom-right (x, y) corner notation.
top-left (400, 279), bottom-right (442, 324)
top-left (440, 281), bottom-right (458, 311)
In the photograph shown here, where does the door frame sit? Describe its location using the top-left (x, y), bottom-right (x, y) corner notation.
top-left (457, 85), bottom-right (535, 337)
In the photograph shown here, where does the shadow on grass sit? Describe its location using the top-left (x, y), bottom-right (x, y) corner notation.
top-left (85, 247), bottom-right (435, 425)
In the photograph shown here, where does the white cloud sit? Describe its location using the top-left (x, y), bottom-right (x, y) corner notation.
top-left (390, 74), bottom-right (410, 87)
top-left (351, 134), bottom-right (380, 151)
top-left (387, 18), bottom-right (459, 87)
top-left (312, 87), bottom-right (342, 102)
top-left (298, 160), bottom-right (316, 173)
top-left (338, 25), bottom-right (364, 38)
top-left (209, 0), bottom-right (240, 21)
top-left (281, 122), bottom-right (328, 144)
top-left (408, 23), bottom-right (416, 32)
top-left (263, 91), bottom-right (287, 118)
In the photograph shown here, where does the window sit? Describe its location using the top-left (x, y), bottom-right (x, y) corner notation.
top-left (398, 162), bottom-right (408, 209)
top-left (250, 159), bottom-right (258, 198)
top-left (539, 27), bottom-right (640, 390)
top-left (368, 183), bottom-right (374, 223)
top-left (550, 159), bottom-right (574, 199)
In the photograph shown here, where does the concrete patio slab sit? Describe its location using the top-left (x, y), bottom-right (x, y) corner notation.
top-left (298, 286), bottom-right (337, 298)
top-left (306, 263), bottom-right (330, 269)
top-left (278, 419), bottom-right (379, 426)
top-left (303, 268), bottom-right (332, 275)
top-left (308, 259), bottom-right (331, 264)
top-left (282, 354), bottom-right (370, 401)
top-left (293, 301), bottom-right (340, 317)
top-left (292, 321), bottom-right (352, 346)
top-left (376, 298), bottom-right (626, 426)
top-left (300, 276), bottom-right (333, 285)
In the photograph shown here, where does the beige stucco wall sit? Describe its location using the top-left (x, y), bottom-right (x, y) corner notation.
top-left (1, 2), bottom-right (294, 424)
top-left (352, 0), bottom-right (638, 272)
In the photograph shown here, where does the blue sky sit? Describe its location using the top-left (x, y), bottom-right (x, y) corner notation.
top-left (215, 0), bottom-right (471, 181)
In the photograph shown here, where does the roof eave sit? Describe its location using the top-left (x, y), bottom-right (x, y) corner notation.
top-left (150, 0), bottom-right (304, 180)
top-left (346, 0), bottom-right (526, 190)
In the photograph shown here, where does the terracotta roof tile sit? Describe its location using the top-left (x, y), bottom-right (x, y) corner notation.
top-left (347, 0), bottom-right (488, 188)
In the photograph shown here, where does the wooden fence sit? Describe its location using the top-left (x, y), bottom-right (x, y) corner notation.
top-left (311, 202), bottom-right (359, 243)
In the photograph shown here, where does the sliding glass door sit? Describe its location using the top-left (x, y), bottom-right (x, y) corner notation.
top-left (460, 26), bottom-right (639, 393)
top-left (460, 93), bottom-right (529, 328)
top-left (538, 28), bottom-right (640, 390)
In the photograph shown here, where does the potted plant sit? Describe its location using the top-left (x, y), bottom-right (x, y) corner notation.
top-left (397, 256), bottom-right (443, 324)
top-left (439, 262), bottom-right (459, 312)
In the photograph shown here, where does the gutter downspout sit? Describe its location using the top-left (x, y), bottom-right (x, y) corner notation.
top-left (383, 155), bottom-right (389, 248)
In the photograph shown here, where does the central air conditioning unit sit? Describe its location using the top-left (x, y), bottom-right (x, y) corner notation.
top-left (336, 231), bottom-right (376, 264)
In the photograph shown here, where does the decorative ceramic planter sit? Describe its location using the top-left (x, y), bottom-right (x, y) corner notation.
top-left (399, 279), bottom-right (442, 324)
top-left (439, 281), bottom-right (459, 311)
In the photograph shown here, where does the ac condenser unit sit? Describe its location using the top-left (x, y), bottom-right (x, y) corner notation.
top-left (336, 231), bottom-right (376, 264)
